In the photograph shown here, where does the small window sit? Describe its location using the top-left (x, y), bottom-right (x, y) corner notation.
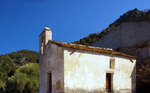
top-left (56, 81), bottom-right (61, 90)
top-left (110, 58), bottom-right (115, 69)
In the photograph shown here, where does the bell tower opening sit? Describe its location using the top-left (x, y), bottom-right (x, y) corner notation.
top-left (40, 36), bottom-right (44, 54)
top-left (39, 27), bottom-right (52, 55)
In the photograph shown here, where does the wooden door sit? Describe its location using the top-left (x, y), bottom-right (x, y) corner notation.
top-left (48, 73), bottom-right (52, 93)
top-left (106, 73), bottom-right (111, 92)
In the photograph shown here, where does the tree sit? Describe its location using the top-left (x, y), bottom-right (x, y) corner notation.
top-left (5, 63), bottom-right (39, 93)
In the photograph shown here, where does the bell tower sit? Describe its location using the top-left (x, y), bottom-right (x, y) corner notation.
top-left (39, 27), bottom-right (52, 55)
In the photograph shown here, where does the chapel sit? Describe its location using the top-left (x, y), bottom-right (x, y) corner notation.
top-left (39, 27), bottom-right (136, 93)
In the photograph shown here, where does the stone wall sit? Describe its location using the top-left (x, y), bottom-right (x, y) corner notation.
top-left (93, 21), bottom-right (150, 49)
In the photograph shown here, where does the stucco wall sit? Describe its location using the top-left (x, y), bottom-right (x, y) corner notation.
top-left (64, 49), bottom-right (136, 93)
top-left (93, 21), bottom-right (150, 49)
top-left (39, 43), bottom-right (64, 93)
top-left (40, 44), bottom-right (136, 93)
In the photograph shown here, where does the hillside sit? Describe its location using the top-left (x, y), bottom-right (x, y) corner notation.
top-left (4, 50), bottom-right (39, 65)
top-left (0, 50), bottom-right (39, 93)
top-left (73, 8), bottom-right (150, 46)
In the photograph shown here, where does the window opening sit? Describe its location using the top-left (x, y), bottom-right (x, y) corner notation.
top-left (56, 81), bottom-right (61, 90)
top-left (110, 58), bottom-right (115, 69)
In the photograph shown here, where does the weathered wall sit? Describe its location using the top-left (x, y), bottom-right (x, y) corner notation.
top-left (39, 44), bottom-right (136, 93)
top-left (93, 21), bottom-right (150, 49)
top-left (64, 49), bottom-right (136, 93)
top-left (39, 43), bottom-right (64, 93)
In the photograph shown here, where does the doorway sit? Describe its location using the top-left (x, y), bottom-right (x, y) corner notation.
top-left (48, 72), bottom-right (52, 93)
top-left (106, 73), bottom-right (113, 92)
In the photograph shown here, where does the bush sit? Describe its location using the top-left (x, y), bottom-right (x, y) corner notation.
top-left (5, 63), bottom-right (39, 93)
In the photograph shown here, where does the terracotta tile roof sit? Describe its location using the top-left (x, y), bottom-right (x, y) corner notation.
top-left (50, 40), bottom-right (137, 59)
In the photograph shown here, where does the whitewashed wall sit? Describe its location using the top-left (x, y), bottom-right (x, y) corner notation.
top-left (64, 48), bottom-right (136, 93)
top-left (39, 43), bottom-right (136, 93)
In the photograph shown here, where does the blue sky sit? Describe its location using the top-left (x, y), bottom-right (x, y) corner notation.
top-left (0, 0), bottom-right (150, 54)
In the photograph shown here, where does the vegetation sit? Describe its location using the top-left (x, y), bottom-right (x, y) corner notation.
top-left (73, 8), bottom-right (150, 46)
top-left (0, 50), bottom-right (39, 93)
top-left (6, 63), bottom-right (39, 93)
top-left (6, 50), bottom-right (39, 66)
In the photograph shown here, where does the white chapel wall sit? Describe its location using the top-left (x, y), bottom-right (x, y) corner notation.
top-left (64, 48), bottom-right (136, 93)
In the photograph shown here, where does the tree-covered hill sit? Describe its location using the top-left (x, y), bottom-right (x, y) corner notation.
top-left (0, 50), bottom-right (39, 66)
top-left (0, 50), bottom-right (39, 93)
top-left (73, 8), bottom-right (150, 46)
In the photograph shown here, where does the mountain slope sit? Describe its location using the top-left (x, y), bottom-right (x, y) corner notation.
top-left (73, 8), bottom-right (150, 46)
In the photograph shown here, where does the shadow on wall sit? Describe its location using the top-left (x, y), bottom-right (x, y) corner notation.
top-left (130, 62), bottom-right (136, 93)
